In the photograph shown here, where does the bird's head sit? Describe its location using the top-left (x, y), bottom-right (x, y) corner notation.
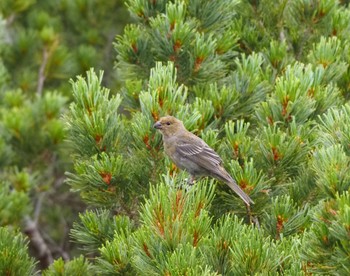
top-left (153, 116), bottom-right (185, 137)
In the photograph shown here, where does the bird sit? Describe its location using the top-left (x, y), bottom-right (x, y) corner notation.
top-left (153, 116), bottom-right (254, 206)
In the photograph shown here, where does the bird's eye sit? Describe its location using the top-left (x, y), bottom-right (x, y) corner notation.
top-left (166, 122), bottom-right (171, 125)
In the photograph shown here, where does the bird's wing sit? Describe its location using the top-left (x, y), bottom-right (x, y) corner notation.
top-left (175, 135), bottom-right (223, 170)
top-left (175, 134), bottom-right (254, 205)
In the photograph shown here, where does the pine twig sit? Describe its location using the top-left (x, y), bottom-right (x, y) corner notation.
top-left (246, 204), bottom-right (253, 224)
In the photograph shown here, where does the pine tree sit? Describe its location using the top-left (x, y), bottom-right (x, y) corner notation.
top-left (1, 0), bottom-right (350, 275)
top-left (63, 0), bottom-right (350, 274)
top-left (0, 0), bottom-right (129, 271)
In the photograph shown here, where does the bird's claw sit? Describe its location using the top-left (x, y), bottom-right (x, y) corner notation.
top-left (187, 175), bottom-right (196, 185)
top-left (182, 176), bottom-right (196, 191)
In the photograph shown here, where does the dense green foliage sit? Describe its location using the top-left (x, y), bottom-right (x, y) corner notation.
top-left (0, 0), bottom-right (129, 271)
top-left (0, 227), bottom-right (37, 275)
top-left (1, 0), bottom-right (350, 275)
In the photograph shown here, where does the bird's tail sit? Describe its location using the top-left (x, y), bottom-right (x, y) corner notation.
top-left (215, 167), bottom-right (254, 206)
top-left (225, 179), bottom-right (254, 206)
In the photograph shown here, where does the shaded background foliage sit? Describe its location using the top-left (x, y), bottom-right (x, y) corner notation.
top-left (0, 0), bottom-right (130, 270)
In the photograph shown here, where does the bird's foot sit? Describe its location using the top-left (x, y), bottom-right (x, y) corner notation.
top-left (187, 175), bottom-right (196, 185)
top-left (182, 176), bottom-right (196, 192)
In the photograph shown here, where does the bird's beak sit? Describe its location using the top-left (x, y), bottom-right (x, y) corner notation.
top-left (153, 121), bottom-right (162, 129)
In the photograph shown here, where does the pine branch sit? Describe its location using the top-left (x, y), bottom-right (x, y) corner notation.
top-left (24, 216), bottom-right (53, 269)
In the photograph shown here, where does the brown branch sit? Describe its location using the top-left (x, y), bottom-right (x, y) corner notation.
top-left (6, 13), bottom-right (16, 26)
top-left (34, 192), bottom-right (45, 223)
top-left (24, 216), bottom-right (53, 269)
top-left (37, 47), bottom-right (49, 96)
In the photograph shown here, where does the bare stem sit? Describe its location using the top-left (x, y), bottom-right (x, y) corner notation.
top-left (37, 48), bottom-right (49, 96)
top-left (24, 216), bottom-right (53, 268)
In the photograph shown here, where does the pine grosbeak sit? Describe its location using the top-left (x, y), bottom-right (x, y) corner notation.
top-left (154, 116), bottom-right (254, 206)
